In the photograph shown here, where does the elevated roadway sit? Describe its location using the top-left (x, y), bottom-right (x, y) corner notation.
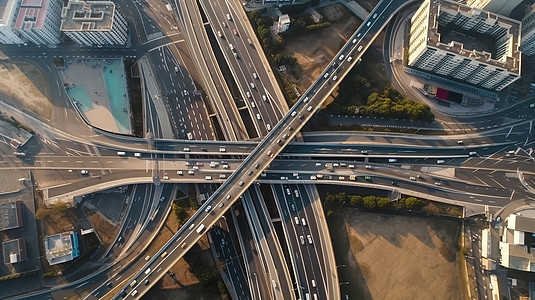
top-left (113, 0), bottom-right (507, 296)
top-left (173, 0), bottom-right (247, 140)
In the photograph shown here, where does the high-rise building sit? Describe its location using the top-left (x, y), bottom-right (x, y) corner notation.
top-left (466, 0), bottom-right (522, 17)
top-left (520, 5), bottom-right (535, 56)
top-left (60, 0), bottom-right (128, 46)
top-left (14, 0), bottom-right (62, 46)
top-left (407, 0), bottom-right (521, 92)
top-left (0, 0), bottom-right (24, 44)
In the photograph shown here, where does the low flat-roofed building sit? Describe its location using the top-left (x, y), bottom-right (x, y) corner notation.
top-left (0, 201), bottom-right (23, 231)
top-left (277, 14), bottom-right (290, 33)
top-left (498, 213), bottom-right (535, 272)
top-left (44, 231), bottom-right (80, 265)
top-left (499, 242), bottom-right (535, 272)
top-left (13, 0), bottom-right (63, 45)
top-left (407, 0), bottom-right (521, 93)
top-left (2, 238), bottom-right (27, 264)
top-left (60, 0), bottom-right (128, 46)
top-left (507, 213), bottom-right (535, 232)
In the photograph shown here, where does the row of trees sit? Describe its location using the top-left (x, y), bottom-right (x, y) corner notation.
top-left (324, 192), bottom-right (391, 209)
top-left (324, 192), bottom-right (429, 210)
top-left (346, 85), bottom-right (434, 121)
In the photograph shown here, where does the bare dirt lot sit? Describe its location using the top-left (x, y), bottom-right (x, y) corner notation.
top-left (327, 207), bottom-right (463, 300)
top-left (282, 3), bottom-right (361, 94)
top-left (0, 60), bottom-right (52, 119)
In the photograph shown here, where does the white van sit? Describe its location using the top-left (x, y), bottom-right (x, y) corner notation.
top-left (311, 279), bottom-right (316, 287)
top-left (117, 151), bottom-right (126, 156)
top-left (134, 152), bottom-right (141, 157)
top-left (196, 224), bottom-right (205, 233)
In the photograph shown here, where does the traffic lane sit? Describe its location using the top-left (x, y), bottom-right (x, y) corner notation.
top-left (297, 184), bottom-right (327, 277)
top-left (275, 184), bottom-right (322, 295)
top-left (232, 202), bottom-right (271, 300)
top-left (264, 171), bottom-right (511, 207)
top-left (218, 26), bottom-right (268, 136)
top-left (290, 184), bottom-right (327, 299)
top-left (165, 43), bottom-right (214, 141)
top-left (272, 185), bottom-right (310, 297)
top-left (204, 1), bottom-right (282, 127)
top-left (210, 222), bottom-right (252, 300)
top-left (248, 186), bottom-right (294, 298)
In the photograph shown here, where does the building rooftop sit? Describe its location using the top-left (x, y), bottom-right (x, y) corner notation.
top-left (499, 242), bottom-right (535, 272)
top-left (44, 231), bottom-right (80, 265)
top-left (0, 0), bottom-right (19, 26)
top-left (427, 0), bottom-right (521, 74)
top-left (2, 238), bottom-right (26, 264)
top-left (60, 0), bottom-right (116, 32)
top-left (0, 201), bottom-right (23, 231)
top-left (14, 0), bottom-right (48, 30)
top-left (507, 213), bottom-right (535, 232)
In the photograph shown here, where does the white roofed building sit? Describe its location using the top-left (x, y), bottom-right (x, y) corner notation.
top-left (60, 0), bottom-right (128, 46)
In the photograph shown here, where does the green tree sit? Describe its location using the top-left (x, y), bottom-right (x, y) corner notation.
top-left (35, 208), bottom-right (51, 220)
top-left (362, 195), bottom-right (377, 209)
top-left (218, 279), bottom-right (228, 295)
top-left (336, 192), bottom-right (347, 203)
top-left (326, 209), bottom-right (333, 217)
top-left (350, 195), bottom-right (362, 206)
top-left (400, 197), bottom-right (423, 209)
top-left (376, 197), bottom-right (390, 209)
top-left (325, 193), bottom-right (335, 202)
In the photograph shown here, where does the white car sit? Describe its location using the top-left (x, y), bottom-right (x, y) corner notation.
top-left (262, 95), bottom-right (267, 101)
top-left (226, 13), bottom-right (231, 21)
top-left (339, 55), bottom-right (344, 61)
top-left (177, 170), bottom-right (183, 175)
top-left (291, 111), bottom-right (297, 117)
top-left (253, 72), bottom-right (258, 79)
top-left (246, 91), bottom-right (251, 98)
top-left (294, 217), bottom-right (299, 225)
top-left (301, 218), bottom-right (306, 226)
top-left (251, 101), bottom-right (256, 108)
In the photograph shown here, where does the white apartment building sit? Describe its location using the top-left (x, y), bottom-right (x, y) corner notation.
top-left (0, 0), bottom-right (24, 44)
top-left (60, 0), bottom-right (128, 46)
top-left (466, 0), bottom-right (522, 17)
top-left (407, 0), bottom-right (521, 92)
top-left (520, 5), bottom-right (535, 56)
top-left (14, 0), bottom-right (62, 46)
